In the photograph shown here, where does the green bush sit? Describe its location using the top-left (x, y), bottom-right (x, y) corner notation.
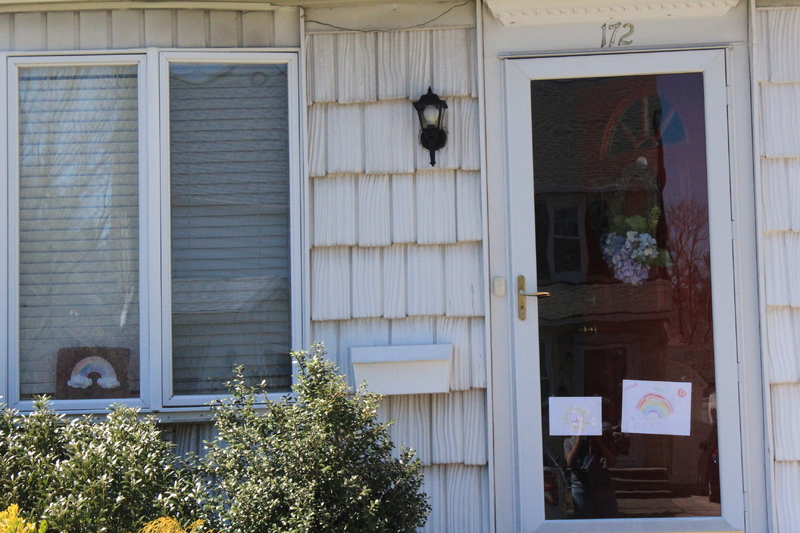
top-left (194, 343), bottom-right (430, 533)
top-left (0, 400), bottom-right (186, 533)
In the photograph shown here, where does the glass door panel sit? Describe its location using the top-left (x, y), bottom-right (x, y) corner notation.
top-left (532, 72), bottom-right (721, 520)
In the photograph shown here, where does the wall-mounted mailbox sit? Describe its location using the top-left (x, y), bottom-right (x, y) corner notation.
top-left (350, 344), bottom-right (453, 395)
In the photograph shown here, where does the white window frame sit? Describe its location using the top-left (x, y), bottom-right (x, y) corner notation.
top-left (158, 51), bottom-right (304, 408)
top-left (2, 50), bottom-right (306, 413)
top-left (504, 49), bottom-right (745, 533)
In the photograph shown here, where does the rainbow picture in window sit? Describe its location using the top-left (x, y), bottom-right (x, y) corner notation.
top-left (621, 379), bottom-right (692, 436)
top-left (635, 393), bottom-right (674, 419)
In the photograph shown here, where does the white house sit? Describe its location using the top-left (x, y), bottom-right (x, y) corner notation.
top-left (0, 0), bottom-right (798, 531)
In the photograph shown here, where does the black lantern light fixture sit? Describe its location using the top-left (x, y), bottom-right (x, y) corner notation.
top-left (413, 87), bottom-right (448, 167)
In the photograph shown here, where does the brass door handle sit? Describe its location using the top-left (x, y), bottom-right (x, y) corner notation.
top-left (517, 275), bottom-right (549, 320)
top-left (519, 290), bottom-right (551, 298)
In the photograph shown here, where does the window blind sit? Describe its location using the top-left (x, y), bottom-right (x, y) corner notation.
top-left (18, 65), bottom-right (140, 399)
top-left (169, 63), bottom-right (291, 396)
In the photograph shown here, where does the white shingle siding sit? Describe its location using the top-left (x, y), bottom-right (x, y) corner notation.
top-left (364, 101), bottom-right (416, 174)
top-left (377, 31), bottom-right (409, 100)
top-left (311, 246), bottom-right (351, 321)
top-left (307, 25), bottom-right (486, 532)
top-left (356, 174), bottom-right (392, 247)
top-left (756, 9), bottom-right (800, 532)
top-left (312, 175), bottom-right (357, 247)
top-left (337, 33), bottom-right (378, 104)
top-left (776, 461), bottom-right (800, 533)
top-left (391, 316), bottom-right (436, 345)
top-left (351, 247), bottom-right (384, 318)
top-left (772, 384), bottom-right (800, 461)
top-left (764, 8), bottom-right (800, 82)
top-left (391, 173), bottom-right (418, 243)
top-left (766, 307), bottom-right (800, 384)
top-left (0, 9), bottom-right (294, 51)
top-left (383, 245), bottom-right (408, 319)
top-left (416, 171), bottom-right (457, 245)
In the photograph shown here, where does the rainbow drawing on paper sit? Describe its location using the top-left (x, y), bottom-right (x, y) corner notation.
top-left (621, 379), bottom-right (692, 436)
top-left (67, 356), bottom-right (120, 389)
top-left (635, 393), bottom-right (674, 419)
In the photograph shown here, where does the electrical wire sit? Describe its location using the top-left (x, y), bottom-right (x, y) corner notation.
top-left (304, 0), bottom-right (471, 33)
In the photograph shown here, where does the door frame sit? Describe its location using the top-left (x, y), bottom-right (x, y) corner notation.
top-left (503, 49), bottom-right (744, 533)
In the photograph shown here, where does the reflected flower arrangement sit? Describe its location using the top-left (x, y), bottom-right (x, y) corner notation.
top-left (601, 206), bottom-right (673, 286)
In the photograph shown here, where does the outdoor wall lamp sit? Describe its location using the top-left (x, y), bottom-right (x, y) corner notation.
top-left (413, 87), bottom-right (448, 167)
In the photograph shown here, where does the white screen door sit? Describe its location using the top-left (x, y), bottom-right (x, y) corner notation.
top-left (504, 49), bottom-right (744, 533)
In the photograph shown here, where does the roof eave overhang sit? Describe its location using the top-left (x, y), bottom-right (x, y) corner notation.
top-left (483, 0), bottom-right (740, 26)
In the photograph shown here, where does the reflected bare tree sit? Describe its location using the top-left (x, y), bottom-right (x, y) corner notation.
top-left (665, 199), bottom-right (713, 345)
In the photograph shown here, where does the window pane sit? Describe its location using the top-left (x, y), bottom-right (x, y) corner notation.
top-left (169, 63), bottom-right (292, 396)
top-left (18, 65), bottom-right (140, 400)
top-left (532, 73), bottom-right (721, 519)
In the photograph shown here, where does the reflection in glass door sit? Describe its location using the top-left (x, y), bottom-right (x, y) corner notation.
top-left (532, 73), bottom-right (721, 520)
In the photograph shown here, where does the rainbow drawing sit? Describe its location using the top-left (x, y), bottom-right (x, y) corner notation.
top-left (67, 356), bottom-right (120, 389)
top-left (635, 393), bottom-right (674, 419)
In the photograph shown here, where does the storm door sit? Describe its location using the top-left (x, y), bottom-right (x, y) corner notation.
top-left (505, 50), bottom-right (744, 532)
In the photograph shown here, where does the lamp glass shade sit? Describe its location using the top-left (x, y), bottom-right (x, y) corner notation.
top-left (422, 104), bottom-right (440, 128)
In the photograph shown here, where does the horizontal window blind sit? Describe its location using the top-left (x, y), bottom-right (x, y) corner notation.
top-left (169, 63), bottom-right (291, 396)
top-left (18, 66), bottom-right (140, 400)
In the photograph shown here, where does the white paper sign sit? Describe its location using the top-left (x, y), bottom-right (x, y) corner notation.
top-left (548, 396), bottom-right (603, 436)
top-left (621, 380), bottom-right (692, 436)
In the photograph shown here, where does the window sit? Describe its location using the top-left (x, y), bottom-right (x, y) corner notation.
top-left (2, 51), bottom-right (304, 412)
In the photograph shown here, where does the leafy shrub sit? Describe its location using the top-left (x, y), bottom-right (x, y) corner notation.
top-left (138, 517), bottom-right (204, 533)
top-left (194, 343), bottom-right (430, 533)
top-left (0, 401), bottom-right (186, 533)
top-left (0, 505), bottom-right (46, 533)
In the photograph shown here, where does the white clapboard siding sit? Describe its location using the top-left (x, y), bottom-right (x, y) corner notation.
top-left (17, 65), bottom-right (140, 398)
top-left (169, 63), bottom-right (292, 395)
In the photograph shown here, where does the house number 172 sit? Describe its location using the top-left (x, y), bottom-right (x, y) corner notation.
top-left (601, 22), bottom-right (634, 47)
